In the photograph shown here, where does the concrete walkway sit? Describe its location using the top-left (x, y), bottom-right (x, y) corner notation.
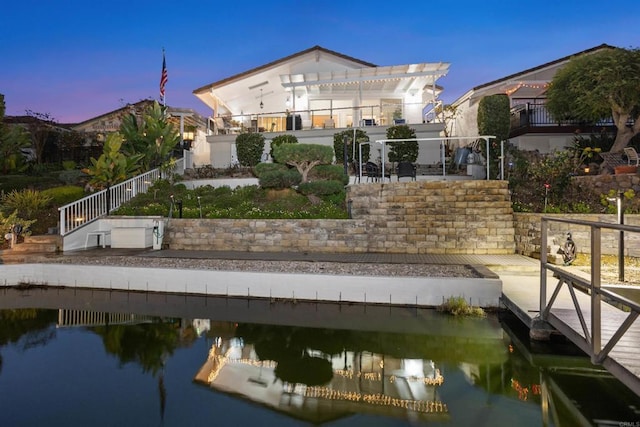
top-left (1, 249), bottom-right (542, 309)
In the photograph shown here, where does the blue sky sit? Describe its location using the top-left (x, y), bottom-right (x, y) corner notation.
top-left (1, 0), bottom-right (637, 123)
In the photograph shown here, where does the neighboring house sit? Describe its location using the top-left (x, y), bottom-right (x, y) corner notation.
top-left (72, 100), bottom-right (211, 167)
top-left (193, 45), bottom-right (451, 168)
top-left (450, 44), bottom-right (616, 154)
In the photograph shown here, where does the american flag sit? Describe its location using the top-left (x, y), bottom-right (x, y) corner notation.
top-left (160, 51), bottom-right (168, 100)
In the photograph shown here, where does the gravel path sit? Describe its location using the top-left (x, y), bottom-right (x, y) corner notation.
top-left (39, 255), bottom-right (484, 278)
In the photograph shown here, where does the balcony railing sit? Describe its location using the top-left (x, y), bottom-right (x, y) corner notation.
top-left (510, 103), bottom-right (629, 130)
top-left (213, 102), bottom-right (440, 134)
top-left (58, 157), bottom-right (185, 236)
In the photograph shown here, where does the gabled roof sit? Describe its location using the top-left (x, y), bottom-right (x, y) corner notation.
top-left (73, 100), bottom-right (155, 128)
top-left (452, 43), bottom-right (616, 106)
top-left (193, 45), bottom-right (377, 94)
top-left (72, 99), bottom-right (207, 132)
top-left (472, 43), bottom-right (615, 92)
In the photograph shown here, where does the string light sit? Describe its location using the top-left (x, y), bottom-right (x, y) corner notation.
top-left (504, 82), bottom-right (549, 96)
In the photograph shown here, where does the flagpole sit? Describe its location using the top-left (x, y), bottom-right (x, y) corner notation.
top-left (160, 48), bottom-right (168, 107)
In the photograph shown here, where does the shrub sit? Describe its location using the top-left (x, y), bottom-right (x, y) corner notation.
top-left (298, 180), bottom-right (344, 196)
top-left (41, 186), bottom-right (86, 206)
top-left (386, 125), bottom-right (418, 163)
top-left (236, 133), bottom-right (265, 167)
top-left (254, 162), bottom-right (287, 178)
top-left (58, 169), bottom-right (86, 185)
top-left (477, 94), bottom-right (510, 179)
top-left (333, 129), bottom-right (370, 165)
top-left (0, 189), bottom-right (52, 219)
top-left (62, 160), bottom-right (77, 170)
top-left (269, 134), bottom-right (298, 158)
top-left (309, 164), bottom-right (348, 185)
top-left (259, 169), bottom-right (302, 189)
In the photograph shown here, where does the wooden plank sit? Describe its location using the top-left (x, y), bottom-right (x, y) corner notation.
top-left (551, 306), bottom-right (640, 391)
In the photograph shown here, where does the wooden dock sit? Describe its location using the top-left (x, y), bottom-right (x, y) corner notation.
top-left (501, 266), bottom-right (640, 397)
top-left (502, 214), bottom-right (640, 397)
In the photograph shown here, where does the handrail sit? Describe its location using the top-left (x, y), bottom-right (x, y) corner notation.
top-left (540, 216), bottom-right (640, 364)
top-left (58, 157), bottom-right (185, 236)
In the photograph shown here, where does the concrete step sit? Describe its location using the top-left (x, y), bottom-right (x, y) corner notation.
top-left (11, 242), bottom-right (60, 253)
top-left (9, 234), bottom-right (62, 254)
top-left (0, 251), bottom-right (59, 264)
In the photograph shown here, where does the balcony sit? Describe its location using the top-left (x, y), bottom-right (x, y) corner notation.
top-left (509, 103), bottom-right (621, 138)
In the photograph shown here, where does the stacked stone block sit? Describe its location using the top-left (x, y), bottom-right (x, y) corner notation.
top-left (167, 180), bottom-right (516, 254)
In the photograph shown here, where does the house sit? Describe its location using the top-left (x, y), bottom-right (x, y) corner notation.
top-left (193, 46), bottom-right (451, 168)
top-left (449, 44), bottom-right (616, 154)
top-left (72, 100), bottom-right (210, 166)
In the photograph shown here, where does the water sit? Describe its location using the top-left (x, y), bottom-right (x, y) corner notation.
top-left (1, 287), bottom-right (639, 426)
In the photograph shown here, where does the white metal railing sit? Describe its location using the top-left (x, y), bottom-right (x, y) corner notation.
top-left (58, 157), bottom-right (185, 236)
top-left (57, 309), bottom-right (155, 327)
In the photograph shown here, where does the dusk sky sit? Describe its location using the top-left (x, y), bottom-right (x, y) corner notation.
top-left (1, 0), bottom-right (638, 124)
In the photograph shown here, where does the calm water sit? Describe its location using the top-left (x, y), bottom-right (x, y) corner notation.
top-left (1, 287), bottom-right (639, 426)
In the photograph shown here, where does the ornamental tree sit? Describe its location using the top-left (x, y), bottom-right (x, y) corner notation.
top-left (546, 46), bottom-right (640, 152)
top-left (272, 143), bottom-right (333, 183)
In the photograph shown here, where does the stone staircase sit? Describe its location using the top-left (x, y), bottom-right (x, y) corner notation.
top-left (0, 234), bottom-right (62, 264)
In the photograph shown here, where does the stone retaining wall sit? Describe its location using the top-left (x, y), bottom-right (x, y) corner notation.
top-left (573, 173), bottom-right (640, 196)
top-left (514, 213), bottom-right (640, 258)
top-left (166, 180), bottom-right (516, 254)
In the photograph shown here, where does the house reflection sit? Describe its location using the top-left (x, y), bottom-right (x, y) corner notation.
top-left (194, 322), bottom-right (449, 423)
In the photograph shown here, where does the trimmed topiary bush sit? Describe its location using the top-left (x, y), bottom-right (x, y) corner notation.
top-left (386, 125), bottom-right (418, 163)
top-left (298, 180), bottom-right (344, 196)
top-left (333, 129), bottom-right (370, 166)
top-left (254, 162), bottom-right (287, 178)
top-left (259, 169), bottom-right (302, 189)
top-left (478, 93), bottom-right (510, 179)
top-left (273, 143), bottom-right (333, 183)
top-left (309, 164), bottom-right (348, 185)
top-left (236, 133), bottom-right (265, 167)
top-left (269, 134), bottom-right (298, 158)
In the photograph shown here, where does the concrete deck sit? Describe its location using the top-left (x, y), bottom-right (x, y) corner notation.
top-left (0, 249), bottom-right (541, 308)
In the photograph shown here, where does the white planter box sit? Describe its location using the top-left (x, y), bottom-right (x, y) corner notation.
top-left (111, 227), bottom-right (153, 248)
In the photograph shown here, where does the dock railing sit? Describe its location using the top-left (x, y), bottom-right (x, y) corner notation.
top-left (58, 157), bottom-right (185, 236)
top-left (540, 216), bottom-right (640, 364)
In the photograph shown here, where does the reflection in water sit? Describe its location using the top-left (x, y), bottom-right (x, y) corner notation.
top-left (1, 288), bottom-right (640, 426)
top-left (195, 323), bottom-right (449, 424)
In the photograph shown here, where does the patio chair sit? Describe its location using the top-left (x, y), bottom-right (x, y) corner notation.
top-left (624, 147), bottom-right (639, 166)
top-left (396, 161), bottom-right (416, 181)
top-left (365, 162), bottom-right (391, 182)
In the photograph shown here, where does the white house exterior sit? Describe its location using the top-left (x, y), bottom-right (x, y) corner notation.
top-left (450, 44), bottom-right (614, 154)
top-left (193, 46), bottom-right (451, 168)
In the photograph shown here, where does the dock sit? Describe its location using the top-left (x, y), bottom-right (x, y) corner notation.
top-left (501, 264), bottom-right (640, 397)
